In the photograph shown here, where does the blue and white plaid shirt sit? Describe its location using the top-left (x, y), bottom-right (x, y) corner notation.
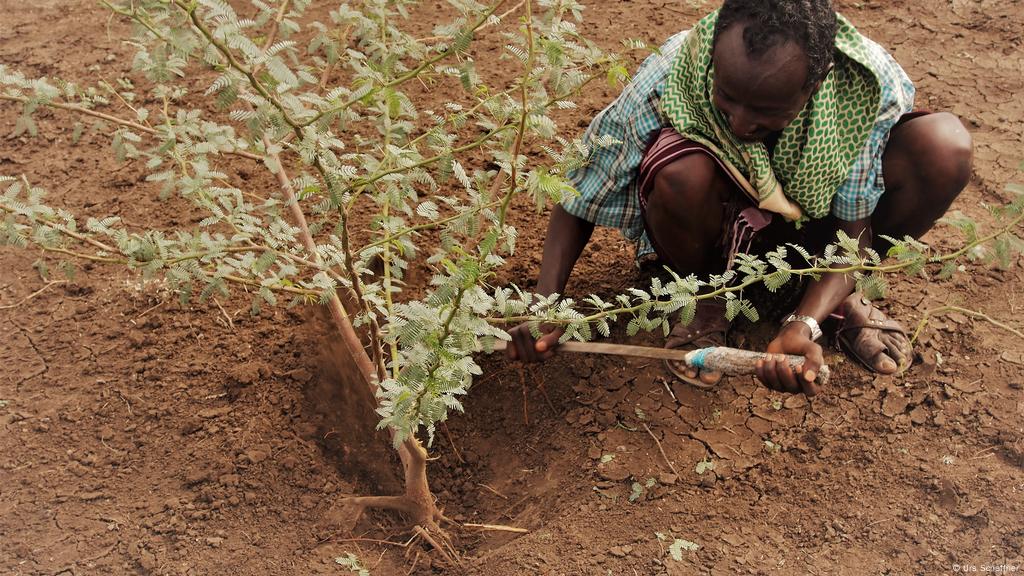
top-left (563, 29), bottom-right (916, 258)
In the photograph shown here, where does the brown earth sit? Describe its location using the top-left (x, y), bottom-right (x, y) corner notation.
top-left (2, 1), bottom-right (1023, 575)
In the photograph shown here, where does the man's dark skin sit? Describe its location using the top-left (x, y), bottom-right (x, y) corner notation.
top-left (507, 21), bottom-right (973, 397)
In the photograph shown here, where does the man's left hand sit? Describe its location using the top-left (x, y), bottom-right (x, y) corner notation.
top-left (756, 321), bottom-right (824, 397)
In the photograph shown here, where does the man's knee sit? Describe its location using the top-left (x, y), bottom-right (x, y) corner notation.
top-left (899, 113), bottom-right (974, 201)
top-left (926, 113), bottom-right (973, 194)
top-left (649, 153), bottom-right (724, 217)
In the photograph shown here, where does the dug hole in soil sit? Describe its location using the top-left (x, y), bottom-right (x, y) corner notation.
top-left (1, 0), bottom-right (1023, 574)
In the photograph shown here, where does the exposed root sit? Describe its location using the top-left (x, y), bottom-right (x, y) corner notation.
top-left (519, 366), bottom-right (557, 425)
top-left (436, 512), bottom-right (460, 526)
top-left (338, 493), bottom-right (463, 567)
top-left (338, 437), bottom-right (463, 566)
top-left (642, 422), bottom-right (680, 478)
top-left (463, 522), bottom-right (529, 534)
top-left (520, 368), bottom-right (530, 425)
top-left (405, 550), bottom-right (422, 576)
top-left (441, 421), bottom-right (465, 464)
top-left (413, 524), bottom-right (460, 567)
top-left (529, 366), bottom-right (557, 416)
top-left (342, 495), bottom-right (416, 514)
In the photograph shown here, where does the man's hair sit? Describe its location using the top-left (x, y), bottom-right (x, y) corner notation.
top-left (713, 0), bottom-right (838, 90)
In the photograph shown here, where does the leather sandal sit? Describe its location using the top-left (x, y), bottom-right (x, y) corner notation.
top-left (834, 293), bottom-right (912, 374)
top-left (664, 300), bottom-right (730, 390)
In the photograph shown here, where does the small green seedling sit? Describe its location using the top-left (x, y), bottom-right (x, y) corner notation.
top-left (628, 478), bottom-right (657, 502)
top-left (668, 538), bottom-right (700, 561)
top-left (335, 553), bottom-right (369, 576)
top-left (695, 458), bottom-right (716, 475)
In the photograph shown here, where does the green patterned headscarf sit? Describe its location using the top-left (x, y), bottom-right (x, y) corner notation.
top-left (660, 11), bottom-right (881, 221)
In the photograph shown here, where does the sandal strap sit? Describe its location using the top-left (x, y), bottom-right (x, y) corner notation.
top-left (833, 294), bottom-right (910, 373)
top-left (835, 317), bottom-right (906, 336)
top-left (666, 301), bottom-right (729, 349)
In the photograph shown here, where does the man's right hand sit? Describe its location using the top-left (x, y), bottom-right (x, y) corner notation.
top-left (505, 322), bottom-right (565, 363)
top-left (505, 206), bottom-right (593, 363)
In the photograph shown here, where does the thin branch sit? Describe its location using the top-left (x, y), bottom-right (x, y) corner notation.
top-left (348, 65), bottom-right (609, 256)
top-left (165, 245), bottom-right (264, 265)
top-left (259, 132), bottom-right (381, 386)
top-left (173, 0), bottom-right (388, 386)
top-left (219, 273), bottom-right (318, 297)
top-left (300, 0), bottom-right (508, 128)
top-left (642, 423), bottom-right (679, 478)
top-left (1, 202), bottom-right (331, 299)
top-left (359, 199), bottom-right (503, 253)
top-left (491, 212), bottom-right (1024, 326)
top-left (408, 2), bottom-right (536, 419)
top-left (263, 0), bottom-right (291, 52)
top-left (336, 196), bottom-right (389, 382)
top-left (340, 66), bottom-right (609, 201)
top-left (35, 244), bottom-right (320, 298)
top-left (0, 281), bottom-right (67, 310)
top-left (173, 0), bottom-right (303, 134)
top-left (98, 79), bottom-right (153, 130)
top-left (910, 305), bottom-right (1024, 346)
top-left (34, 245), bottom-right (124, 264)
top-left (401, 85), bottom-right (518, 154)
top-left (190, 0), bottom-right (380, 356)
top-left (352, 124), bottom-right (518, 203)
top-left (0, 94), bottom-right (262, 162)
top-left (100, 0), bottom-right (166, 41)
top-left (379, 95), bottom-right (402, 380)
top-left (1, 94), bottom-right (153, 134)
top-left (255, 0), bottom-right (391, 384)
top-left (496, 0), bottom-right (528, 24)
top-left (17, 215), bottom-right (120, 256)
top-left (316, 25), bottom-right (351, 91)
top-left (506, 0), bottom-right (535, 218)
top-left (414, 0), bottom-right (526, 42)
top-left (929, 211), bottom-right (1024, 264)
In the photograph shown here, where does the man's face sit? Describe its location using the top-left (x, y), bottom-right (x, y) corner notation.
top-left (711, 23), bottom-right (816, 143)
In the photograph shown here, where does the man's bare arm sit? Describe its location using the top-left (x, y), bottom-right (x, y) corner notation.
top-left (756, 217), bottom-right (870, 395)
top-left (506, 205), bottom-right (595, 362)
top-left (793, 217), bottom-right (870, 321)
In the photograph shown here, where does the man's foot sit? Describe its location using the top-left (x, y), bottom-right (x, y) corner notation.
top-left (665, 301), bottom-right (730, 389)
top-left (835, 293), bottom-right (912, 374)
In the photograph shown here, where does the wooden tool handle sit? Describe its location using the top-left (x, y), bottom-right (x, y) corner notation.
top-left (488, 340), bottom-right (830, 387)
top-left (684, 347), bottom-right (831, 387)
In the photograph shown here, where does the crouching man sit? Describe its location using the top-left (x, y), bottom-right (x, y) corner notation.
top-left (506, 0), bottom-right (972, 396)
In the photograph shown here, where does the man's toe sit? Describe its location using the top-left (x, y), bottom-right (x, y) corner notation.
top-left (668, 360), bottom-right (703, 381)
top-left (873, 353), bottom-right (898, 374)
top-left (879, 333), bottom-right (912, 370)
top-left (699, 370), bottom-right (722, 385)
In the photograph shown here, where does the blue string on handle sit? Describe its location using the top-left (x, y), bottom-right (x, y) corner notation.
top-left (689, 347), bottom-right (714, 370)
